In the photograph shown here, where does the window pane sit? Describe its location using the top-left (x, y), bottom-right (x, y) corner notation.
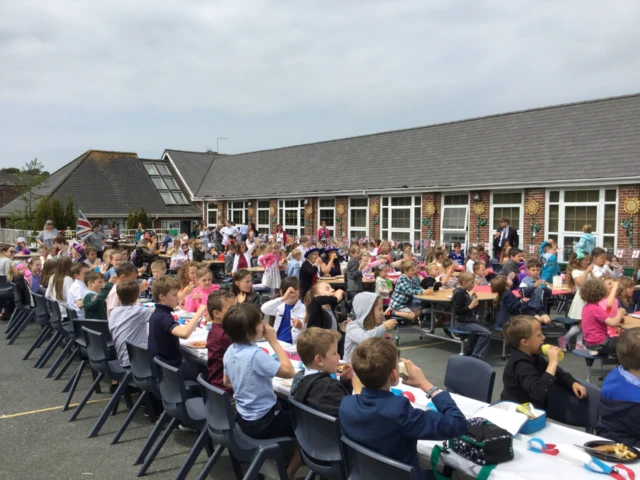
top-left (207, 202), bottom-right (217, 211)
top-left (233, 201), bottom-right (244, 209)
top-left (415, 196), bottom-right (421, 204)
top-left (258, 200), bottom-right (270, 209)
top-left (442, 207), bottom-right (467, 229)
top-left (173, 191), bottom-right (188, 204)
top-left (382, 197), bottom-right (388, 206)
top-left (152, 177), bottom-right (167, 189)
top-left (493, 207), bottom-right (520, 231)
top-left (156, 164), bottom-right (170, 175)
top-left (208, 210), bottom-right (217, 225)
top-left (319, 209), bottom-right (334, 227)
top-left (414, 207), bottom-right (421, 230)
top-left (285, 210), bottom-right (298, 226)
top-left (144, 163), bottom-right (158, 175)
top-left (562, 237), bottom-right (581, 259)
top-left (604, 204), bottom-right (616, 234)
top-left (160, 192), bottom-right (176, 204)
top-left (603, 236), bottom-right (615, 250)
top-left (350, 230), bottom-right (367, 241)
top-left (549, 191), bottom-right (559, 203)
top-left (382, 208), bottom-right (388, 229)
top-left (164, 177), bottom-right (178, 189)
top-left (319, 199), bottom-right (335, 207)
top-left (444, 195), bottom-right (468, 206)
top-left (605, 189), bottom-right (616, 202)
top-left (350, 198), bottom-right (367, 207)
top-left (391, 209), bottom-right (410, 229)
top-left (258, 210), bottom-right (269, 226)
top-left (391, 197), bottom-right (411, 206)
top-left (564, 206), bottom-right (597, 232)
top-left (391, 232), bottom-right (410, 242)
top-left (548, 205), bottom-right (559, 233)
top-left (285, 200), bottom-right (298, 208)
top-left (493, 193), bottom-right (522, 205)
top-left (350, 209), bottom-right (366, 228)
top-left (565, 190), bottom-right (599, 203)
top-left (443, 232), bottom-right (466, 245)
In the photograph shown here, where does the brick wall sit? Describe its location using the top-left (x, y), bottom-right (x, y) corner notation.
top-left (421, 193), bottom-right (438, 247)
top-left (369, 195), bottom-right (381, 238)
top-left (522, 188), bottom-right (546, 256)
top-left (618, 185), bottom-right (640, 252)
top-left (304, 197), bottom-right (317, 237)
top-left (218, 201), bottom-right (227, 224)
top-left (468, 190), bottom-right (490, 246)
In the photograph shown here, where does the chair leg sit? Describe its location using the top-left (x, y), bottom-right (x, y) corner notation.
top-left (111, 390), bottom-right (147, 445)
top-left (34, 332), bottom-right (62, 368)
top-left (5, 310), bottom-right (26, 336)
top-left (35, 327), bottom-right (52, 348)
top-left (7, 312), bottom-right (33, 344)
top-left (62, 359), bottom-right (84, 394)
top-left (45, 339), bottom-right (75, 378)
top-left (88, 372), bottom-right (132, 438)
top-left (136, 417), bottom-right (178, 476)
top-left (304, 471), bottom-right (316, 480)
top-left (23, 326), bottom-right (51, 360)
top-left (244, 450), bottom-right (269, 480)
top-left (54, 347), bottom-right (78, 380)
top-left (62, 362), bottom-right (86, 409)
top-left (134, 411), bottom-right (168, 465)
top-left (69, 372), bottom-right (104, 422)
top-left (229, 454), bottom-right (243, 480)
top-left (175, 428), bottom-right (209, 480)
top-left (195, 445), bottom-right (225, 480)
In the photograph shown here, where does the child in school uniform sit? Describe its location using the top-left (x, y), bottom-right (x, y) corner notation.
top-left (106, 262), bottom-right (148, 318)
top-left (290, 328), bottom-right (361, 417)
top-left (148, 276), bottom-right (208, 380)
top-left (346, 245), bottom-right (367, 295)
top-left (465, 247), bottom-right (479, 273)
top-left (519, 259), bottom-right (552, 325)
top-left (82, 271), bottom-right (115, 320)
top-left (473, 261), bottom-right (489, 286)
top-left (491, 275), bottom-right (521, 327)
top-left (183, 268), bottom-right (220, 313)
top-left (66, 263), bottom-right (90, 319)
top-left (261, 276), bottom-right (306, 343)
top-left (448, 242), bottom-right (464, 266)
top-left (581, 279), bottom-right (627, 355)
top-left (501, 315), bottom-right (586, 409)
top-left (339, 338), bottom-right (468, 480)
top-left (284, 249), bottom-right (302, 278)
top-left (222, 303), bottom-right (302, 478)
top-left (451, 272), bottom-right (492, 359)
top-left (231, 269), bottom-right (261, 305)
top-left (344, 292), bottom-right (397, 363)
top-left (205, 290), bottom-right (236, 394)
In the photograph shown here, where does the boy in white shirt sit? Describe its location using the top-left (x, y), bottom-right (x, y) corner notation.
top-left (67, 263), bottom-right (90, 319)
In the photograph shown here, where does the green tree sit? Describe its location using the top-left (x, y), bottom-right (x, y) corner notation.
top-left (125, 207), bottom-right (154, 230)
top-left (6, 158), bottom-right (51, 229)
top-left (34, 197), bottom-right (53, 233)
top-left (51, 197), bottom-right (65, 230)
top-left (126, 210), bottom-right (137, 230)
top-left (64, 197), bottom-right (76, 231)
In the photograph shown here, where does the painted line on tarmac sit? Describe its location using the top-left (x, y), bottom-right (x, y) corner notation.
top-left (399, 340), bottom-right (449, 351)
top-left (0, 398), bottom-right (111, 419)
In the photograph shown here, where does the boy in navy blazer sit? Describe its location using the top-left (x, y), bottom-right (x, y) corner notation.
top-left (339, 338), bottom-right (468, 479)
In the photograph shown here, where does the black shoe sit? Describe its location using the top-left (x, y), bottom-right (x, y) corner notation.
top-left (109, 383), bottom-right (119, 394)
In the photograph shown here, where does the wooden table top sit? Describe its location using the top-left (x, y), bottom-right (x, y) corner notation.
top-left (415, 288), bottom-right (497, 303)
top-left (622, 314), bottom-right (640, 329)
top-left (317, 276), bottom-right (375, 284)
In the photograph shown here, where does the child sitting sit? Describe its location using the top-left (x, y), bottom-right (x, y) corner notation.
top-left (183, 268), bottom-right (220, 313)
top-left (305, 281), bottom-right (345, 331)
top-left (501, 315), bottom-right (586, 409)
top-left (66, 263), bottom-right (90, 319)
top-left (500, 247), bottom-right (523, 280)
top-left (284, 249), bottom-right (302, 277)
top-left (27, 257), bottom-right (42, 293)
top-left (473, 261), bottom-right (489, 286)
top-left (448, 242), bottom-right (464, 266)
top-left (596, 328), bottom-right (640, 447)
top-left (147, 259), bottom-right (167, 295)
top-left (439, 260), bottom-right (459, 289)
top-left (492, 275), bottom-right (521, 327)
top-left (344, 292), bottom-right (397, 363)
top-left (300, 248), bottom-right (322, 300)
top-left (339, 338), bottom-right (468, 479)
top-left (519, 259), bottom-right (552, 325)
top-left (85, 247), bottom-right (101, 269)
top-left (605, 253), bottom-right (624, 279)
top-left (290, 328), bottom-right (361, 417)
top-left (477, 244), bottom-right (490, 265)
top-left (205, 290), bottom-right (236, 393)
top-left (71, 244), bottom-right (89, 265)
top-left (374, 264), bottom-right (393, 307)
top-left (590, 247), bottom-right (609, 279)
top-left (451, 272), bottom-right (491, 359)
top-left (231, 269), bottom-right (261, 305)
top-left (103, 250), bottom-right (123, 281)
top-left (539, 240), bottom-right (559, 284)
top-left (83, 271), bottom-right (115, 320)
top-left (222, 303), bottom-right (302, 478)
top-left (465, 247), bottom-right (479, 273)
top-left (224, 243), bottom-right (236, 276)
top-left (148, 276), bottom-right (208, 380)
top-left (580, 278), bottom-right (627, 355)
top-left (297, 236), bottom-right (310, 258)
top-left (388, 260), bottom-right (431, 324)
top-left (106, 262), bottom-right (148, 318)
top-left (261, 276), bottom-right (306, 343)
top-left (108, 280), bottom-right (153, 367)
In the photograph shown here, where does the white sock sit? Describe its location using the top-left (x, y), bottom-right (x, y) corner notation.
top-left (564, 325), bottom-right (581, 341)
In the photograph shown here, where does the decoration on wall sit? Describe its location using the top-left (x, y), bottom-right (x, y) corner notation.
top-left (269, 204), bottom-right (276, 216)
top-left (422, 201), bottom-right (436, 243)
top-left (335, 204), bottom-right (345, 236)
top-left (248, 206), bottom-right (255, 224)
top-left (621, 198), bottom-right (640, 248)
top-left (472, 201), bottom-right (486, 245)
top-left (370, 202), bottom-right (380, 237)
top-left (304, 204), bottom-right (313, 216)
top-left (525, 200), bottom-right (540, 245)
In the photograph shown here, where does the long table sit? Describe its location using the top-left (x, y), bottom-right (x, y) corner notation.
top-left (178, 333), bottom-right (639, 479)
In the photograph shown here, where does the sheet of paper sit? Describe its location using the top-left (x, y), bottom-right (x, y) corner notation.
top-left (472, 406), bottom-right (528, 436)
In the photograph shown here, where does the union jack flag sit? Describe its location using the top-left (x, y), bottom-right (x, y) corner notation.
top-left (76, 209), bottom-right (92, 239)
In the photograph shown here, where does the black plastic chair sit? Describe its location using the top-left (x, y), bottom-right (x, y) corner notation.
top-left (68, 327), bottom-right (133, 440)
top-left (5, 284), bottom-right (34, 344)
top-left (136, 358), bottom-right (211, 479)
top-left (22, 292), bottom-right (53, 360)
top-left (289, 397), bottom-right (346, 480)
top-left (443, 354), bottom-right (496, 403)
top-left (33, 299), bottom-right (66, 369)
top-left (44, 305), bottom-right (79, 378)
top-left (195, 375), bottom-right (293, 480)
top-left (546, 381), bottom-right (601, 434)
top-left (341, 435), bottom-right (417, 480)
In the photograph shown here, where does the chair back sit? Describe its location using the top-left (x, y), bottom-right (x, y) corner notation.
top-left (63, 306), bottom-right (78, 321)
top-left (0, 282), bottom-right (18, 304)
top-left (444, 355), bottom-right (496, 403)
top-left (0, 275), bottom-right (7, 287)
top-left (46, 298), bottom-right (63, 330)
top-left (32, 292), bottom-right (50, 326)
top-left (341, 435), bottom-right (417, 480)
top-left (126, 342), bottom-right (158, 394)
top-left (546, 381), bottom-right (600, 432)
top-left (153, 357), bottom-right (189, 418)
top-left (73, 319), bottom-right (111, 347)
top-left (197, 375), bottom-right (235, 432)
top-left (82, 327), bottom-right (111, 370)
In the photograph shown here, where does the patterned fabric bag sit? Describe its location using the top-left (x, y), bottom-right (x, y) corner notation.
top-left (448, 417), bottom-right (513, 466)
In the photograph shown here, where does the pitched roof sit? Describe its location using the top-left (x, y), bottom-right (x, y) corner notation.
top-left (162, 150), bottom-right (217, 197)
top-left (195, 93), bottom-right (640, 199)
top-left (0, 172), bottom-right (22, 186)
top-left (0, 150), bottom-right (202, 218)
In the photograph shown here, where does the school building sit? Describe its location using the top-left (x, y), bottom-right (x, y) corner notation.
top-left (1, 93), bottom-right (639, 263)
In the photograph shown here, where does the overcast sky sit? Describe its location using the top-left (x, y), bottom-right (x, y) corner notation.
top-left (1, 0), bottom-right (639, 172)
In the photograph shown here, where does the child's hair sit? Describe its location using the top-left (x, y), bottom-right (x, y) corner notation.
top-left (41, 259), bottom-right (57, 287)
top-left (508, 248), bottom-right (522, 258)
top-left (52, 256), bottom-right (73, 300)
top-left (617, 277), bottom-right (634, 308)
top-left (374, 264), bottom-right (388, 278)
top-left (583, 224), bottom-right (593, 233)
top-left (458, 271), bottom-right (474, 285)
top-left (115, 262), bottom-right (138, 278)
top-left (526, 259), bottom-right (542, 269)
top-left (477, 245), bottom-right (485, 254)
top-left (222, 303), bottom-right (263, 345)
top-left (84, 270), bottom-right (103, 287)
top-left (196, 267), bottom-right (213, 280)
top-left (442, 258), bottom-right (454, 269)
top-left (472, 261), bottom-right (485, 274)
top-left (116, 280), bottom-right (140, 305)
top-left (468, 246), bottom-right (478, 256)
top-left (85, 246), bottom-right (97, 256)
top-left (255, 244), bottom-right (267, 256)
top-left (580, 278), bottom-right (607, 303)
top-left (226, 243), bottom-right (237, 253)
top-left (150, 260), bottom-right (166, 273)
top-left (177, 261), bottom-right (199, 288)
top-left (206, 290), bottom-right (236, 318)
top-left (491, 275), bottom-right (509, 307)
top-left (362, 296), bottom-right (383, 330)
top-left (102, 249), bottom-right (113, 266)
top-left (70, 263), bottom-right (90, 278)
top-left (502, 315), bottom-right (537, 348)
top-left (152, 276), bottom-right (180, 302)
top-left (54, 235), bottom-right (67, 245)
top-left (348, 245), bottom-right (360, 256)
top-left (291, 249), bottom-right (302, 260)
top-left (453, 242), bottom-right (461, 249)
top-left (279, 276), bottom-right (300, 295)
top-left (427, 262), bottom-right (440, 275)
top-left (231, 269), bottom-right (252, 296)
top-left (297, 327), bottom-right (342, 366)
top-left (617, 328), bottom-right (640, 371)
top-left (299, 236), bottom-right (308, 244)
top-left (566, 252), bottom-right (591, 289)
top-left (351, 337), bottom-right (398, 389)
top-left (591, 247), bottom-right (607, 259)
top-left (399, 260), bottom-right (415, 273)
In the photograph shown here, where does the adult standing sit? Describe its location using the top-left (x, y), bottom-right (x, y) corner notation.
top-left (317, 221), bottom-right (332, 241)
top-left (212, 224), bottom-right (224, 251)
top-left (221, 220), bottom-right (238, 247)
top-left (273, 224), bottom-right (288, 246)
top-left (35, 220), bottom-right (58, 248)
top-left (82, 222), bottom-right (107, 259)
top-left (493, 217), bottom-right (519, 259)
top-left (135, 222), bottom-right (145, 243)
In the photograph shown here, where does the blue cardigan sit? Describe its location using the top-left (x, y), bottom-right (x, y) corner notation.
top-left (496, 291), bottom-right (522, 327)
top-left (596, 367), bottom-right (640, 447)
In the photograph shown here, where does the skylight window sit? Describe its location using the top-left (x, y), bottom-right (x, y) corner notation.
top-left (143, 162), bottom-right (190, 205)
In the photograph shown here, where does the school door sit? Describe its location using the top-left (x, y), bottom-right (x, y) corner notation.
top-left (440, 194), bottom-right (469, 247)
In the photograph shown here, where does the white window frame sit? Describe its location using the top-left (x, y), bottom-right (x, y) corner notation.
top-left (318, 198), bottom-right (335, 231)
top-left (206, 202), bottom-right (218, 227)
top-left (227, 201), bottom-right (247, 225)
top-left (381, 195), bottom-right (422, 252)
top-left (489, 191), bottom-right (524, 249)
top-left (545, 187), bottom-right (618, 262)
top-left (278, 199), bottom-right (304, 238)
top-left (348, 197), bottom-right (369, 241)
top-left (440, 194), bottom-right (469, 247)
top-left (161, 220), bottom-right (181, 231)
top-left (256, 200), bottom-right (271, 235)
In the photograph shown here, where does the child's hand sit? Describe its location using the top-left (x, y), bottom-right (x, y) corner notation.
top-left (237, 292), bottom-right (246, 303)
top-left (508, 272), bottom-right (516, 280)
top-left (469, 298), bottom-right (479, 309)
top-left (263, 323), bottom-right (277, 343)
top-left (334, 289), bottom-right (344, 301)
top-left (402, 359), bottom-right (433, 391)
top-left (340, 363), bottom-right (354, 382)
top-left (183, 283), bottom-right (195, 295)
top-left (447, 264), bottom-right (455, 274)
top-left (283, 287), bottom-right (296, 302)
top-left (383, 319), bottom-right (398, 331)
top-left (421, 288), bottom-right (434, 296)
top-left (292, 318), bottom-right (303, 329)
top-left (572, 382), bottom-right (588, 399)
top-left (617, 307), bottom-right (627, 318)
top-left (140, 280), bottom-right (149, 292)
top-left (76, 299), bottom-right (83, 308)
top-left (522, 297), bottom-right (530, 303)
top-left (546, 345), bottom-right (561, 363)
top-left (585, 264), bottom-right (594, 273)
top-left (384, 332), bottom-right (393, 340)
top-left (108, 276), bottom-right (118, 284)
top-left (192, 292), bottom-right (201, 300)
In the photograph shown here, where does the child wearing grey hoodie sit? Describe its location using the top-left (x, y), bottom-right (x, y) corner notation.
top-left (343, 292), bottom-right (398, 363)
